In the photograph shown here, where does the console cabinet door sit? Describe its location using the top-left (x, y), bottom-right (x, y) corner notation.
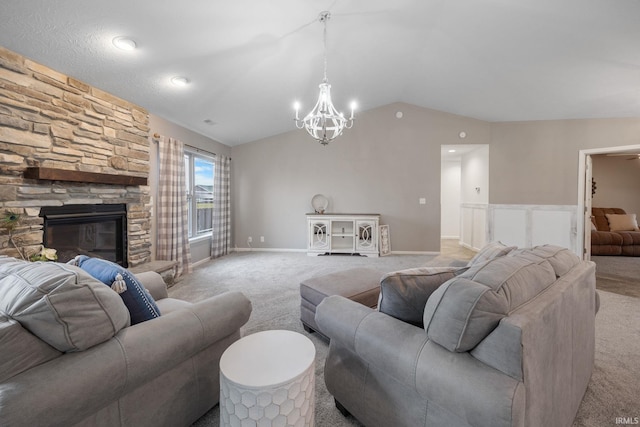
top-left (308, 220), bottom-right (330, 251)
top-left (356, 220), bottom-right (378, 253)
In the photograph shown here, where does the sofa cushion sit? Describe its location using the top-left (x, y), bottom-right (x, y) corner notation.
top-left (606, 213), bottom-right (639, 231)
top-left (0, 314), bottom-right (62, 382)
top-left (72, 256), bottom-right (161, 325)
top-left (466, 241), bottom-right (516, 267)
top-left (0, 259), bottom-right (130, 352)
top-left (459, 254), bottom-right (557, 310)
top-left (509, 245), bottom-right (580, 277)
top-left (378, 267), bottom-right (458, 327)
top-left (424, 255), bottom-right (557, 352)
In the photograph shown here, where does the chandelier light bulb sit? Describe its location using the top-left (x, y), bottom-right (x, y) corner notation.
top-left (294, 102), bottom-right (301, 120)
top-left (349, 101), bottom-right (357, 119)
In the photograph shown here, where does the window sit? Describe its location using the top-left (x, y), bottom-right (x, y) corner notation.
top-left (184, 150), bottom-right (215, 238)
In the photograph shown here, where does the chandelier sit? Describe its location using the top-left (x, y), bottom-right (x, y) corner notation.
top-left (294, 11), bottom-right (356, 145)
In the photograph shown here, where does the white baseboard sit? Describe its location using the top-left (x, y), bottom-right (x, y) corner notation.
top-left (460, 242), bottom-right (480, 252)
top-left (232, 248), bottom-right (439, 256)
top-left (233, 247), bottom-right (307, 253)
top-left (391, 251), bottom-right (440, 256)
top-left (190, 257), bottom-right (212, 269)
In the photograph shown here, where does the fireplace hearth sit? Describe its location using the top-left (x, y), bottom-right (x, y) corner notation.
top-left (40, 204), bottom-right (128, 267)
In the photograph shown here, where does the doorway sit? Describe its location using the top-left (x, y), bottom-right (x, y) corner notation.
top-left (441, 144), bottom-right (489, 253)
top-left (577, 144), bottom-right (640, 259)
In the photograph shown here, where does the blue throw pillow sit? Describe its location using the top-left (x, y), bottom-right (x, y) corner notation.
top-left (72, 255), bottom-right (161, 325)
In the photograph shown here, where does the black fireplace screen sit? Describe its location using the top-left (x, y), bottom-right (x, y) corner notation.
top-left (40, 204), bottom-right (127, 267)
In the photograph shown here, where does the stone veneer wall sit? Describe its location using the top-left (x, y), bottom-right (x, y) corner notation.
top-left (0, 46), bottom-right (152, 266)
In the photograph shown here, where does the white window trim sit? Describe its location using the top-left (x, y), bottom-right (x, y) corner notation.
top-left (184, 147), bottom-right (215, 239)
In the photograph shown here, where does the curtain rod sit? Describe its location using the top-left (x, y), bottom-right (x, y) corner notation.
top-left (152, 132), bottom-right (230, 160)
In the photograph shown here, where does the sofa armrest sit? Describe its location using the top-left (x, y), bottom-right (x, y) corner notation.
top-left (316, 295), bottom-right (524, 427)
top-left (135, 271), bottom-right (168, 300)
top-left (317, 295), bottom-right (429, 385)
top-left (0, 291), bottom-right (252, 427)
top-left (114, 291), bottom-right (251, 389)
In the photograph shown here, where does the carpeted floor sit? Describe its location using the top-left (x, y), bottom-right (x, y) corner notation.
top-left (592, 255), bottom-right (640, 298)
top-left (168, 250), bottom-right (640, 427)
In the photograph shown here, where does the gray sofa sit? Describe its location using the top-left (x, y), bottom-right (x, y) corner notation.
top-left (316, 245), bottom-right (597, 427)
top-left (0, 258), bottom-right (252, 427)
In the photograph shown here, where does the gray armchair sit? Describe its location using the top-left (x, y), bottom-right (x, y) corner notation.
top-left (316, 245), bottom-right (597, 427)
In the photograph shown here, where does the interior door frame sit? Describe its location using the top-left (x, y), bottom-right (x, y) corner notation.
top-left (577, 144), bottom-right (640, 259)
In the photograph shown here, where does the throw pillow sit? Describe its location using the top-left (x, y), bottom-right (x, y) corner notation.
top-left (423, 278), bottom-right (509, 352)
top-left (378, 267), bottom-right (459, 327)
top-left (605, 213), bottom-right (639, 231)
top-left (0, 259), bottom-right (130, 352)
top-left (466, 241), bottom-right (517, 267)
top-left (424, 255), bottom-right (556, 352)
top-left (72, 255), bottom-right (161, 324)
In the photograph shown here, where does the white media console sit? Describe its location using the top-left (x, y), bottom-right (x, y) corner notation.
top-left (306, 213), bottom-right (380, 257)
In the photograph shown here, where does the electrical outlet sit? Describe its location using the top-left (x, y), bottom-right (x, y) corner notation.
top-left (260, 236), bottom-right (265, 242)
top-left (248, 236), bottom-right (253, 243)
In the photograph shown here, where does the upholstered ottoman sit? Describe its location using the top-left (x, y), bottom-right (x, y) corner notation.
top-left (300, 267), bottom-right (382, 337)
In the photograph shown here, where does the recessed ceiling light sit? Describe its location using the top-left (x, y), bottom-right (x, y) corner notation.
top-left (448, 149), bottom-right (456, 153)
top-left (170, 76), bottom-right (189, 87)
top-left (112, 36), bottom-right (137, 51)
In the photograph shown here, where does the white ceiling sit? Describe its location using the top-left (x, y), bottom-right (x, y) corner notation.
top-left (1, 0), bottom-right (639, 146)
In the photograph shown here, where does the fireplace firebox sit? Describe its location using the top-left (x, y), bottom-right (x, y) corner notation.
top-left (40, 204), bottom-right (127, 267)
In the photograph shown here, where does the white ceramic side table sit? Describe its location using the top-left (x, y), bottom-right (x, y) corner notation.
top-left (219, 330), bottom-right (316, 427)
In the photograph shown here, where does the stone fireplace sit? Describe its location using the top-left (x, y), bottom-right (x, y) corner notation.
top-left (0, 46), bottom-right (152, 267)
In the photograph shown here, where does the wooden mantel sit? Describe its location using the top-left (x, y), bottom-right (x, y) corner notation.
top-left (24, 167), bottom-right (147, 186)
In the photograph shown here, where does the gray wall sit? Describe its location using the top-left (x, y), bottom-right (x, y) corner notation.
top-left (461, 146), bottom-right (489, 204)
top-left (148, 113), bottom-right (231, 263)
top-left (231, 102), bottom-right (490, 252)
top-left (489, 118), bottom-right (640, 205)
top-left (440, 159), bottom-right (461, 239)
top-left (591, 155), bottom-right (640, 216)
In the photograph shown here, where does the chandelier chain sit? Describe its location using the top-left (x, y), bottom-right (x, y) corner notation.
top-left (322, 12), bottom-right (328, 83)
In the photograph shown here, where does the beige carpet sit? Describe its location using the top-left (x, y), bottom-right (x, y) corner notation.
top-left (168, 251), bottom-right (640, 427)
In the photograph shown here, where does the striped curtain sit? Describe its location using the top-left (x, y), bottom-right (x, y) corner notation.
top-left (211, 155), bottom-right (231, 258)
top-left (156, 135), bottom-right (191, 277)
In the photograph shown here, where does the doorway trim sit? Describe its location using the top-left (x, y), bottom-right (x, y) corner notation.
top-left (577, 144), bottom-right (640, 259)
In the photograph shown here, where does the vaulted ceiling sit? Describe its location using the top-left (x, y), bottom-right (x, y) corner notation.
top-left (1, 0), bottom-right (639, 146)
